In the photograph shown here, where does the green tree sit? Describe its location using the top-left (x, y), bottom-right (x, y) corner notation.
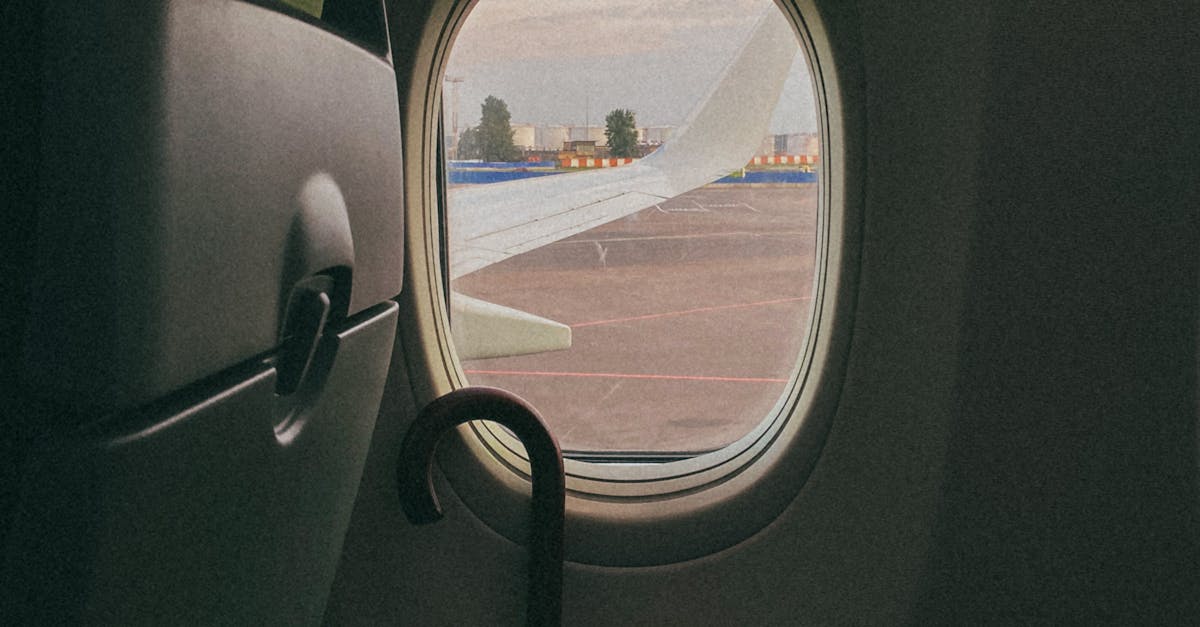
top-left (456, 126), bottom-right (481, 160)
top-left (477, 95), bottom-right (520, 162)
top-left (604, 108), bottom-right (638, 158)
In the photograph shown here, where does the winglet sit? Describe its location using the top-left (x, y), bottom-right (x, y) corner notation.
top-left (639, 9), bottom-right (799, 190)
top-left (450, 292), bottom-right (572, 360)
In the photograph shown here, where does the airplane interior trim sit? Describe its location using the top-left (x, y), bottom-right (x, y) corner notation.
top-left (385, 0), bottom-right (866, 568)
top-left (3, 0), bottom-right (1197, 624)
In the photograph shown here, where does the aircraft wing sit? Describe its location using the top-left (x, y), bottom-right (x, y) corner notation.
top-left (448, 10), bottom-right (798, 359)
top-left (448, 11), bottom-right (799, 280)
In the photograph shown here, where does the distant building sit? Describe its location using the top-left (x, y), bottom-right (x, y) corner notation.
top-left (535, 125), bottom-right (569, 151)
top-left (758, 133), bottom-right (820, 157)
top-left (782, 132), bottom-right (819, 156)
top-left (759, 135), bottom-right (777, 156)
top-left (567, 125), bottom-right (606, 146)
top-left (641, 126), bottom-right (674, 146)
top-left (511, 123), bottom-right (536, 152)
top-left (564, 139), bottom-right (598, 156)
top-left (496, 123), bottom-right (704, 157)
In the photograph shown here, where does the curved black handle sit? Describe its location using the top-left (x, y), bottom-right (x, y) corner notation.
top-left (397, 386), bottom-right (564, 627)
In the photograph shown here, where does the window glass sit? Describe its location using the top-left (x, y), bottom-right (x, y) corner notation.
top-left (445, 0), bottom-right (817, 457)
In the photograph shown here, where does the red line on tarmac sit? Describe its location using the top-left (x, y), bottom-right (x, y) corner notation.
top-left (464, 369), bottom-right (788, 384)
top-left (571, 296), bottom-right (810, 328)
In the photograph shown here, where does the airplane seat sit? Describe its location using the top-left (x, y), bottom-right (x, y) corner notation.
top-left (2, 2), bottom-right (404, 623)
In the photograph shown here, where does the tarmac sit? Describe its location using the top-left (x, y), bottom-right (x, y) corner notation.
top-left (452, 183), bottom-right (818, 455)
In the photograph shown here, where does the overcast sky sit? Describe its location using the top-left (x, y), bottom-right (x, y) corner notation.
top-left (444, 0), bottom-right (816, 135)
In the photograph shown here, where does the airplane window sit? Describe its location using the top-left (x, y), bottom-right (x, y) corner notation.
top-left (443, 0), bottom-right (818, 460)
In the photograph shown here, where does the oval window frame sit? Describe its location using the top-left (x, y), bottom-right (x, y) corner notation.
top-left (396, 0), bottom-right (863, 567)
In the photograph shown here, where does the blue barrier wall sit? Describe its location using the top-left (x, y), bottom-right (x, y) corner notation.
top-left (449, 169), bottom-right (565, 185)
top-left (450, 160), bottom-right (557, 169)
top-left (448, 166), bottom-right (818, 186)
top-left (715, 170), bottom-right (819, 184)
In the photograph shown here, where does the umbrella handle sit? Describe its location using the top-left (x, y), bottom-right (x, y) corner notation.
top-left (397, 386), bottom-right (564, 627)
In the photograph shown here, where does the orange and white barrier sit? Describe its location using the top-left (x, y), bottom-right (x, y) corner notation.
top-left (750, 154), bottom-right (819, 166)
top-left (560, 157), bottom-right (637, 169)
top-left (559, 155), bottom-right (818, 169)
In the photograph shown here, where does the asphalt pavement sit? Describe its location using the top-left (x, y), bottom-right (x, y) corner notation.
top-left (452, 183), bottom-right (818, 454)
